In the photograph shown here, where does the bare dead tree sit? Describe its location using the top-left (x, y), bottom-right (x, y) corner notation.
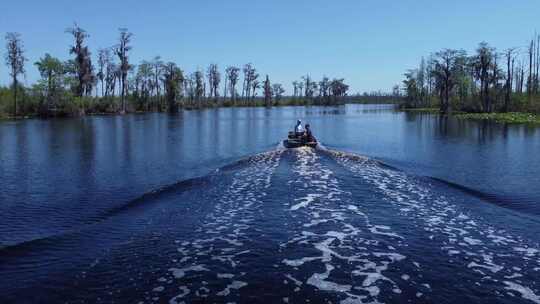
top-left (504, 48), bottom-right (517, 112)
top-left (225, 66), bottom-right (240, 103)
top-left (4, 32), bottom-right (26, 116)
top-left (223, 69), bottom-right (228, 99)
top-left (152, 56), bottom-right (163, 109)
top-left (97, 48), bottom-right (111, 97)
top-left (292, 81), bottom-right (299, 98)
top-left (263, 75), bottom-right (272, 107)
top-left (66, 24), bottom-right (93, 98)
top-left (250, 73), bottom-right (260, 101)
top-left (432, 49), bottom-right (465, 113)
top-left (272, 83), bottom-right (285, 104)
top-left (528, 39), bottom-right (534, 100)
top-left (115, 28), bottom-right (132, 113)
top-left (194, 70), bottom-right (204, 106)
top-left (207, 64), bottom-right (220, 102)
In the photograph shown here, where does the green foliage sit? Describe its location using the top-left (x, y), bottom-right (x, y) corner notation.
top-left (456, 112), bottom-right (540, 124)
top-left (401, 38), bottom-right (540, 119)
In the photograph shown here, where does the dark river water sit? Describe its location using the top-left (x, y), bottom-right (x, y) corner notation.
top-left (1, 104), bottom-right (540, 304)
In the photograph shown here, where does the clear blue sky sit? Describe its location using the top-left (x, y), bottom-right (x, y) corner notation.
top-left (1, 0), bottom-right (539, 94)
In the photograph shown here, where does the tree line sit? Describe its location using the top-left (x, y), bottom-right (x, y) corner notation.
top-left (401, 32), bottom-right (540, 114)
top-left (1, 25), bottom-right (350, 118)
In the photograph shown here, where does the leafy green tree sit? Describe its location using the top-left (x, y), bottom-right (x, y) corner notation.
top-left (330, 78), bottom-right (349, 99)
top-left (34, 53), bottom-right (64, 105)
top-left (473, 42), bottom-right (497, 112)
top-left (402, 70), bottom-right (420, 108)
top-left (318, 77), bottom-right (330, 99)
top-left (135, 60), bottom-right (153, 107)
top-left (163, 62), bottom-right (184, 112)
top-left (431, 49), bottom-right (466, 113)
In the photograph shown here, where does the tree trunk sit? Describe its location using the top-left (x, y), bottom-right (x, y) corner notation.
top-left (529, 40), bottom-right (533, 101)
top-left (504, 54), bottom-right (511, 112)
top-left (121, 76), bottom-right (127, 113)
top-left (13, 76), bottom-right (18, 117)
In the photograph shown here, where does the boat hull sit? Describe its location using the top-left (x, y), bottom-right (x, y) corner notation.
top-left (283, 139), bottom-right (317, 149)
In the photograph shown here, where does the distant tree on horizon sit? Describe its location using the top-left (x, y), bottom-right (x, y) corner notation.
top-left (34, 53), bottom-right (64, 109)
top-left (263, 75), bottom-right (272, 106)
top-left (163, 62), bottom-right (184, 112)
top-left (207, 63), bottom-right (220, 102)
top-left (66, 24), bottom-right (94, 98)
top-left (4, 32), bottom-right (26, 116)
top-left (151, 56), bottom-right (163, 110)
top-left (115, 28), bottom-right (132, 113)
top-left (272, 83), bottom-right (285, 104)
top-left (225, 66), bottom-right (240, 103)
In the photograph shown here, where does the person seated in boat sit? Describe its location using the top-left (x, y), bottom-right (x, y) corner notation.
top-left (294, 120), bottom-right (304, 137)
top-left (304, 124), bottom-right (315, 143)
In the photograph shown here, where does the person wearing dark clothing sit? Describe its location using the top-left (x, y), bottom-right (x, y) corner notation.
top-left (304, 124), bottom-right (314, 142)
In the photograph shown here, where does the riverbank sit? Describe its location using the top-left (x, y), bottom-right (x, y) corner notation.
top-left (0, 97), bottom-right (353, 121)
top-left (455, 112), bottom-right (540, 124)
top-left (400, 108), bottom-right (540, 124)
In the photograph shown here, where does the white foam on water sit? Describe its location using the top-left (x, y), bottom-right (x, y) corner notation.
top-left (463, 237), bottom-right (483, 246)
top-left (304, 218), bottom-right (330, 227)
top-left (216, 281), bottom-right (248, 296)
top-left (169, 286), bottom-right (190, 304)
top-left (504, 281), bottom-right (540, 304)
top-left (281, 148), bottom-right (410, 303)
top-left (157, 151), bottom-right (284, 300)
top-left (468, 262), bottom-right (503, 274)
top-left (307, 264), bottom-right (352, 292)
top-left (169, 265), bottom-right (209, 279)
top-left (330, 150), bottom-right (540, 302)
top-left (369, 225), bottom-right (403, 239)
top-left (291, 193), bottom-right (323, 211)
top-left (285, 274), bottom-right (303, 286)
top-left (514, 247), bottom-right (540, 257)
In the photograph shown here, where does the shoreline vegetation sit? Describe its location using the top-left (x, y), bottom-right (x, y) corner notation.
top-left (1, 24), bottom-right (355, 120)
top-left (398, 32), bottom-right (540, 125)
top-left (2, 25), bottom-right (540, 127)
top-left (399, 108), bottom-right (540, 124)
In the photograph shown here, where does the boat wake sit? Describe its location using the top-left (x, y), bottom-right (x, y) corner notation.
top-left (279, 147), bottom-right (434, 304)
top-left (328, 149), bottom-right (540, 304)
top-left (154, 150), bottom-right (283, 303)
top-left (3, 147), bottom-right (540, 304)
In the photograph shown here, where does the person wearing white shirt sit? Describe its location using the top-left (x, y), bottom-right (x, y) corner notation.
top-left (294, 120), bottom-right (304, 136)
